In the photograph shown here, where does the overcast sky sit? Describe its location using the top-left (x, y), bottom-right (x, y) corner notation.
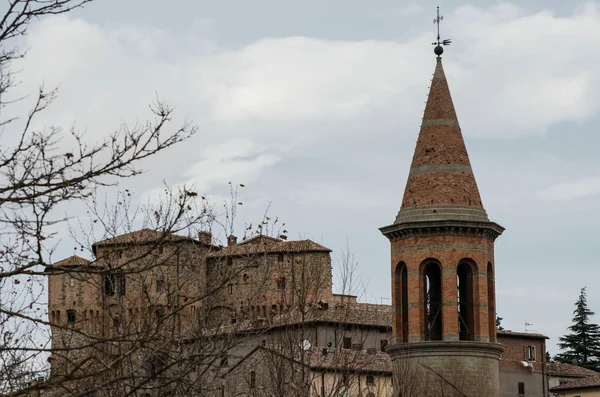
top-left (14, 1), bottom-right (600, 355)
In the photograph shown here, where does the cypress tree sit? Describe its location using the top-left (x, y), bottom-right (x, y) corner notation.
top-left (555, 287), bottom-right (600, 371)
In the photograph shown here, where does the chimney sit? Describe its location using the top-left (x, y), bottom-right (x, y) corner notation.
top-left (198, 231), bottom-right (212, 245)
top-left (227, 235), bottom-right (237, 246)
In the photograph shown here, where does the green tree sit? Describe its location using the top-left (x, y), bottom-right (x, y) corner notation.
top-left (555, 287), bottom-right (600, 371)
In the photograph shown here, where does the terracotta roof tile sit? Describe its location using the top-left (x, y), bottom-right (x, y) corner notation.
top-left (546, 362), bottom-right (598, 377)
top-left (392, 56), bottom-right (490, 226)
top-left (550, 373), bottom-right (600, 391)
top-left (208, 238), bottom-right (331, 257)
top-left (52, 255), bottom-right (90, 268)
top-left (497, 330), bottom-right (548, 339)
top-left (93, 229), bottom-right (194, 247)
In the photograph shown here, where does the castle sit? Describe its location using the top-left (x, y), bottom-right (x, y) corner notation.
top-left (45, 48), bottom-right (557, 397)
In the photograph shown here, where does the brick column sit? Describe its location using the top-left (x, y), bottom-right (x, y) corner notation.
top-left (442, 268), bottom-right (459, 341)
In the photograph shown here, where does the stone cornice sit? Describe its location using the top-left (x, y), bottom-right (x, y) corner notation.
top-left (379, 219), bottom-right (504, 242)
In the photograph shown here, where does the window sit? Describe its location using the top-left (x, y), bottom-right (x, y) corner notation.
top-left (104, 273), bottom-right (125, 296)
top-left (366, 375), bottom-right (375, 386)
top-left (158, 246), bottom-right (164, 254)
top-left (518, 382), bottom-right (525, 396)
top-left (243, 273), bottom-right (249, 282)
top-left (276, 277), bottom-right (286, 290)
top-left (227, 284), bottom-right (233, 294)
top-left (277, 253), bottom-right (284, 263)
top-left (156, 279), bottom-right (165, 293)
top-left (250, 371), bottom-right (256, 388)
top-left (524, 345), bottom-right (536, 361)
top-left (103, 274), bottom-right (116, 296)
top-left (67, 310), bottom-right (76, 324)
top-left (366, 393), bottom-right (376, 397)
top-left (380, 339), bottom-right (388, 352)
top-left (343, 337), bottom-right (352, 349)
top-left (70, 277), bottom-right (75, 287)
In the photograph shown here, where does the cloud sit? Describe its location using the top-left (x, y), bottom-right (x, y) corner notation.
top-left (536, 176), bottom-right (600, 201)
top-left (141, 139), bottom-right (280, 203)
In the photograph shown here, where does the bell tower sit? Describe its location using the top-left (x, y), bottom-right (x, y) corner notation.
top-left (380, 10), bottom-right (505, 397)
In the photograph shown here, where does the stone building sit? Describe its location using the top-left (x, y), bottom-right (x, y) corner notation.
top-left (379, 49), bottom-right (505, 396)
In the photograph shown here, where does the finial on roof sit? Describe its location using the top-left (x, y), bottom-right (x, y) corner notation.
top-left (432, 6), bottom-right (452, 57)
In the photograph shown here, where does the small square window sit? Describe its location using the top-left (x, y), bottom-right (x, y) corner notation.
top-left (343, 337), bottom-right (352, 349)
top-left (277, 254), bottom-right (284, 263)
top-left (156, 279), bottom-right (165, 293)
top-left (70, 277), bottom-right (75, 287)
top-left (67, 310), bottom-right (76, 324)
top-left (366, 375), bottom-right (375, 386)
top-left (276, 277), bottom-right (286, 290)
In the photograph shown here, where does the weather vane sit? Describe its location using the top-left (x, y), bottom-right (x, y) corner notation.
top-left (432, 6), bottom-right (451, 56)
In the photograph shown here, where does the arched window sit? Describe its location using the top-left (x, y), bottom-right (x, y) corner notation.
top-left (422, 261), bottom-right (442, 341)
top-left (457, 262), bottom-right (475, 341)
top-left (487, 262), bottom-right (495, 341)
top-left (394, 262), bottom-right (409, 342)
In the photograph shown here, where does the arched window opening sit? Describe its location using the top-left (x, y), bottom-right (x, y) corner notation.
top-left (401, 264), bottom-right (408, 342)
top-left (394, 262), bottom-right (409, 342)
top-left (457, 262), bottom-right (474, 341)
top-left (487, 262), bottom-right (495, 341)
top-left (423, 262), bottom-right (442, 341)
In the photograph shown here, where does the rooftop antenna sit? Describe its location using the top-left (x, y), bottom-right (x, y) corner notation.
top-left (525, 321), bottom-right (532, 332)
top-left (432, 6), bottom-right (452, 56)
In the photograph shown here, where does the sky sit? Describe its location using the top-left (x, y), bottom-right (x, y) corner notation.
top-left (10, 0), bottom-right (600, 355)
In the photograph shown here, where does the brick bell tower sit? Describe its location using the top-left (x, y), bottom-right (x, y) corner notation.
top-left (380, 10), bottom-right (505, 397)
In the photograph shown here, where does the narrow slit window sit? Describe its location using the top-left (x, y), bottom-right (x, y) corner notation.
top-left (67, 310), bottom-right (76, 324)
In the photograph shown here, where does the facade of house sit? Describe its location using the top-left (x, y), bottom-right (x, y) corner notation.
top-left (497, 330), bottom-right (548, 397)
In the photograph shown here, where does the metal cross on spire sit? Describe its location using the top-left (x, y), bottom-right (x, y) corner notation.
top-left (432, 6), bottom-right (451, 56)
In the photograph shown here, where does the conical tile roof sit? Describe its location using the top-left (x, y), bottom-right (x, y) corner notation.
top-left (395, 56), bottom-right (489, 224)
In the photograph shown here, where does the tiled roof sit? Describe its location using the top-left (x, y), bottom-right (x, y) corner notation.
top-left (260, 303), bottom-right (391, 330)
top-left (395, 56), bottom-right (486, 222)
top-left (546, 362), bottom-right (598, 377)
top-left (52, 255), bottom-right (91, 268)
top-left (238, 235), bottom-right (283, 245)
top-left (262, 346), bottom-right (392, 374)
top-left (497, 330), bottom-right (548, 339)
top-left (550, 373), bottom-right (600, 391)
top-left (93, 229), bottom-right (194, 247)
top-left (208, 239), bottom-right (331, 257)
top-left (202, 303), bottom-right (392, 338)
